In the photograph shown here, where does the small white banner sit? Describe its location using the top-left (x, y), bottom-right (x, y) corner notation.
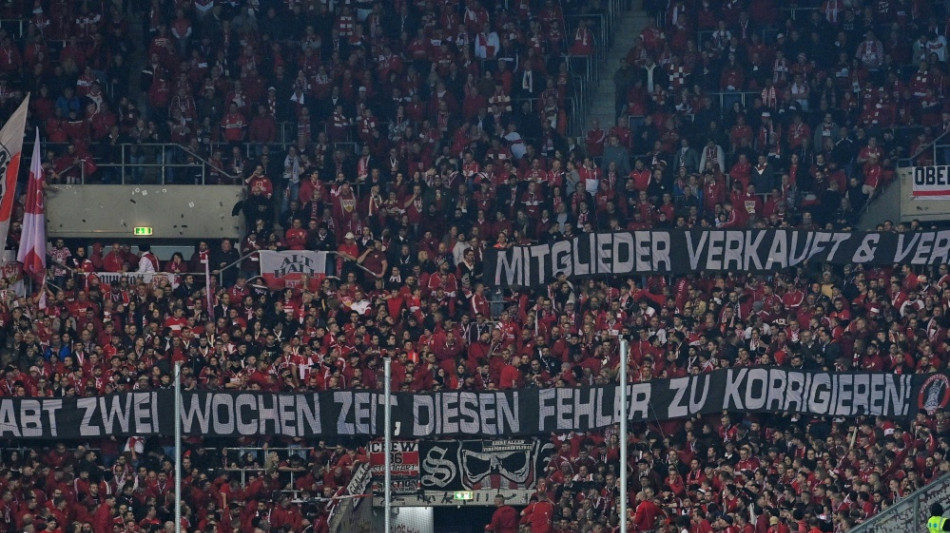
top-left (913, 166), bottom-right (950, 200)
top-left (259, 250), bottom-right (329, 288)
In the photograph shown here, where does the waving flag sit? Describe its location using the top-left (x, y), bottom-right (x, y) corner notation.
top-left (17, 128), bottom-right (45, 307)
top-left (0, 95), bottom-right (30, 249)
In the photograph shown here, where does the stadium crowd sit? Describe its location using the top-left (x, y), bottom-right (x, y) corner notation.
top-left (0, 0), bottom-right (947, 531)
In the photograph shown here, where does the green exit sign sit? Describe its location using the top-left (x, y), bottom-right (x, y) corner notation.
top-left (133, 227), bottom-right (153, 236)
top-left (453, 491), bottom-right (473, 501)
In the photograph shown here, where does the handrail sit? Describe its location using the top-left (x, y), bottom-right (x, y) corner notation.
top-left (45, 255), bottom-right (77, 275)
top-left (173, 143), bottom-right (242, 182)
top-left (215, 250), bottom-right (258, 287)
top-left (910, 128), bottom-right (950, 162)
top-left (848, 470), bottom-right (950, 532)
top-left (863, 128), bottom-right (950, 215)
top-left (215, 249), bottom-right (378, 288)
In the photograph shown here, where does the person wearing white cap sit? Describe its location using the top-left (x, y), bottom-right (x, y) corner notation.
top-left (336, 231), bottom-right (359, 278)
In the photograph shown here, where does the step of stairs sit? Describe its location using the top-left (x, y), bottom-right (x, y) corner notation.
top-left (585, 10), bottom-right (653, 131)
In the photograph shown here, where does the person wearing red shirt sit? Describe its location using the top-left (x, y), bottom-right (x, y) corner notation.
top-left (92, 495), bottom-right (116, 533)
top-left (862, 153), bottom-right (882, 196)
top-left (570, 19), bottom-right (595, 55)
top-left (220, 102), bottom-right (247, 144)
top-left (586, 119), bottom-right (606, 158)
top-left (357, 240), bottom-right (388, 282)
top-left (499, 356), bottom-right (524, 389)
top-left (245, 165), bottom-right (273, 199)
top-left (163, 307), bottom-right (188, 337)
top-left (284, 218), bottom-right (308, 250)
top-left (270, 495), bottom-right (307, 531)
top-left (629, 159), bottom-right (652, 191)
top-left (336, 232), bottom-right (360, 276)
top-left (520, 493), bottom-right (555, 533)
top-left (248, 104), bottom-right (277, 144)
top-left (631, 487), bottom-right (662, 532)
top-left (486, 495), bottom-right (519, 533)
top-left (729, 153), bottom-right (753, 191)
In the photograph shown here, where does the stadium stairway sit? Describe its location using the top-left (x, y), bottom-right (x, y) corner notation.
top-left (848, 469), bottom-right (950, 532)
top-left (855, 174), bottom-right (902, 229)
top-left (586, 7), bottom-right (652, 132)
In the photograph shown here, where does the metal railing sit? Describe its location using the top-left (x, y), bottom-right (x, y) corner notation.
top-left (0, 18), bottom-right (24, 38)
top-left (204, 445), bottom-right (314, 495)
top-left (214, 250), bottom-right (374, 288)
top-left (849, 470), bottom-right (950, 533)
top-left (37, 140), bottom-right (366, 185)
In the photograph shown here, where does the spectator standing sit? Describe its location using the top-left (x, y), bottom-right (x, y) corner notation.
top-left (486, 495), bottom-right (519, 533)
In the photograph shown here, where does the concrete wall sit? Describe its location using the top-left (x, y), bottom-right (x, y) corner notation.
top-left (857, 174), bottom-right (903, 229)
top-left (899, 167), bottom-right (950, 224)
top-left (46, 185), bottom-right (245, 239)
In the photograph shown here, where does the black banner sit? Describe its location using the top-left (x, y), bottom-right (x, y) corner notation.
top-left (1, 370), bottom-right (945, 440)
top-left (482, 230), bottom-right (950, 287)
top-left (419, 439), bottom-right (554, 491)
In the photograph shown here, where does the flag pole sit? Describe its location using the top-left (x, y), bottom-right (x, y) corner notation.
top-left (384, 356), bottom-right (392, 533)
top-left (17, 127), bottom-right (46, 307)
top-left (174, 361), bottom-right (182, 533)
top-left (619, 339), bottom-right (628, 533)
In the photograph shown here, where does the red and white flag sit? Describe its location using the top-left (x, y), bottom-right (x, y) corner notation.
top-left (17, 128), bottom-right (45, 307)
top-left (0, 95), bottom-right (30, 249)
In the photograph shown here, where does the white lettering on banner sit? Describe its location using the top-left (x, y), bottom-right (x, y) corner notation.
top-left (235, 394), bottom-right (256, 435)
top-left (720, 370), bottom-right (913, 417)
top-left (765, 232), bottom-right (787, 269)
top-left (853, 234), bottom-right (879, 262)
top-left (181, 394), bottom-right (212, 432)
top-left (420, 446), bottom-right (456, 488)
top-left (99, 395), bottom-right (133, 434)
top-left (597, 234), bottom-right (612, 273)
top-left (530, 245), bottom-right (549, 278)
top-left (788, 232), bottom-right (812, 265)
top-left (19, 400), bottom-right (43, 438)
top-left (896, 233), bottom-right (921, 263)
top-left (0, 402), bottom-right (19, 437)
top-left (612, 233), bottom-right (634, 273)
top-left (766, 371), bottom-right (786, 411)
top-left (369, 441), bottom-right (419, 453)
top-left (95, 272), bottom-right (178, 288)
top-left (706, 231), bottom-right (724, 269)
top-left (132, 392), bottom-right (155, 434)
top-left (181, 393), bottom-right (322, 437)
top-left (336, 391), bottom-right (354, 434)
top-left (933, 232), bottom-right (950, 264)
top-left (278, 394), bottom-right (297, 436)
top-left (0, 371), bottom-right (934, 439)
top-left (388, 489), bottom-right (533, 507)
top-left (784, 372), bottom-right (806, 411)
top-left (0, 399), bottom-right (61, 437)
top-left (744, 231), bottom-right (767, 269)
top-left (685, 231), bottom-right (708, 269)
top-left (258, 395), bottom-right (280, 434)
top-left (78, 397), bottom-right (100, 436)
top-left (497, 248), bottom-right (524, 285)
top-left (539, 384), bottom-right (651, 431)
top-left (211, 394), bottom-right (233, 434)
top-left (623, 383), bottom-right (652, 421)
top-left (667, 375), bottom-right (711, 418)
top-left (826, 233), bottom-right (852, 260)
top-left (494, 232), bottom-right (672, 285)
top-left (572, 237), bottom-right (589, 276)
top-left (458, 392), bottom-right (479, 434)
top-left (492, 230), bottom-right (950, 287)
top-left (551, 240), bottom-right (572, 277)
top-left (413, 392), bottom-right (519, 437)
